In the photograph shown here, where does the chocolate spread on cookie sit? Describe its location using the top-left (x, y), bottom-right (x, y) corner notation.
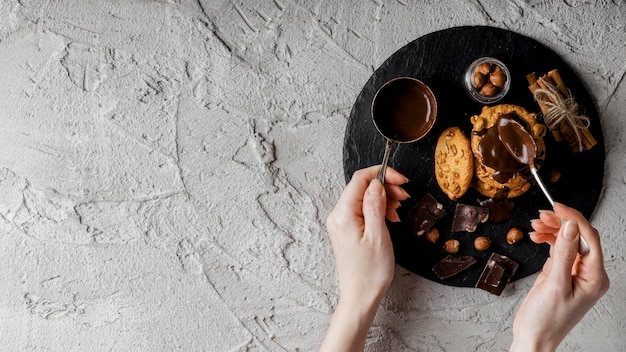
top-left (477, 113), bottom-right (526, 183)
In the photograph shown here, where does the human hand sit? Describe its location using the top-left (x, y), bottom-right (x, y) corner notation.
top-left (320, 166), bottom-right (409, 352)
top-left (510, 203), bottom-right (610, 352)
top-left (326, 165), bottom-right (409, 305)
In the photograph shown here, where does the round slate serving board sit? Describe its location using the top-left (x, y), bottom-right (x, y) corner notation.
top-left (343, 26), bottom-right (605, 288)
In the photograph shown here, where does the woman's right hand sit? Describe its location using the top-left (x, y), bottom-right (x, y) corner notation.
top-left (510, 203), bottom-right (610, 352)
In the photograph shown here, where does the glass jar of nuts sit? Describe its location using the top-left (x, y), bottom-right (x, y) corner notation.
top-left (464, 57), bottom-right (511, 104)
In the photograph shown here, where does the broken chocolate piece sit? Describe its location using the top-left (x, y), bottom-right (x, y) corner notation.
top-left (432, 255), bottom-right (477, 280)
top-left (408, 193), bottom-right (447, 236)
top-left (478, 198), bottom-right (514, 223)
top-left (415, 193), bottom-right (447, 219)
top-left (475, 253), bottom-right (520, 295)
top-left (451, 203), bottom-right (489, 232)
top-left (484, 261), bottom-right (506, 287)
top-left (412, 210), bottom-right (437, 236)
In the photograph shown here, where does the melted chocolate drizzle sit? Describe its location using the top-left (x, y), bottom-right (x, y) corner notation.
top-left (477, 114), bottom-right (527, 184)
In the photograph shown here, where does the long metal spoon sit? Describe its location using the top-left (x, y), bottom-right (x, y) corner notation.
top-left (497, 118), bottom-right (589, 255)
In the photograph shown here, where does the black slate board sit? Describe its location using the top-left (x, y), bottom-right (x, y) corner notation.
top-left (343, 26), bottom-right (605, 288)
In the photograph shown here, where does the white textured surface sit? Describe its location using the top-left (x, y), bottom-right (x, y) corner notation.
top-left (0, 1), bottom-right (624, 351)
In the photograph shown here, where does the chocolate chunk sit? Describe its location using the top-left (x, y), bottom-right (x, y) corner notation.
top-left (484, 262), bottom-right (506, 287)
top-left (475, 253), bottom-right (520, 295)
top-left (478, 197), bottom-right (515, 223)
top-left (451, 203), bottom-right (489, 232)
top-left (416, 193), bottom-right (447, 219)
top-left (408, 193), bottom-right (447, 236)
top-left (432, 255), bottom-right (477, 280)
top-left (411, 209), bottom-right (437, 236)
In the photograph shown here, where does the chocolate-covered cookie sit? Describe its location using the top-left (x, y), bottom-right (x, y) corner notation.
top-left (470, 104), bottom-right (546, 198)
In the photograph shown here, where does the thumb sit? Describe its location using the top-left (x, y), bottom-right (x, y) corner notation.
top-left (548, 220), bottom-right (580, 290)
top-left (362, 179), bottom-right (388, 234)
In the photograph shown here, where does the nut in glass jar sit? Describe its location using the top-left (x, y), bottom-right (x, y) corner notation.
top-left (465, 57), bottom-right (511, 104)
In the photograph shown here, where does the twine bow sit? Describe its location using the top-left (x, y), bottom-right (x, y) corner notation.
top-left (533, 78), bottom-right (591, 152)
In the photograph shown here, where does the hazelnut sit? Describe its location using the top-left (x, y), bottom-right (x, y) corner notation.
top-left (467, 59), bottom-right (509, 102)
top-left (476, 62), bottom-right (492, 75)
top-left (426, 228), bottom-right (439, 243)
top-left (549, 169), bottom-right (561, 183)
top-left (474, 236), bottom-right (491, 251)
top-left (489, 66), bottom-right (507, 89)
top-left (479, 82), bottom-right (500, 97)
top-left (506, 227), bottom-right (524, 245)
top-left (443, 239), bottom-right (460, 254)
top-left (472, 70), bottom-right (485, 89)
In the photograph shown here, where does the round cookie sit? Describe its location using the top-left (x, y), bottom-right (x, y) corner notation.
top-left (435, 127), bottom-right (473, 201)
top-left (470, 104), bottom-right (546, 198)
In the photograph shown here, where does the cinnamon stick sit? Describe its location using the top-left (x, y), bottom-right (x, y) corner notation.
top-left (527, 69), bottom-right (597, 153)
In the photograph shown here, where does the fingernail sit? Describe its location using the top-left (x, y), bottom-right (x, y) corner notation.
top-left (562, 220), bottom-right (578, 240)
top-left (369, 179), bottom-right (385, 195)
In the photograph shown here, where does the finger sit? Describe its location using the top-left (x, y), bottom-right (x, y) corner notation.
top-left (337, 166), bottom-right (382, 214)
top-left (529, 231), bottom-right (556, 246)
top-left (530, 219), bottom-right (560, 234)
top-left (386, 209), bottom-right (400, 223)
top-left (553, 202), bottom-right (603, 262)
top-left (387, 198), bottom-right (401, 209)
top-left (340, 166), bottom-right (408, 210)
top-left (547, 220), bottom-right (580, 292)
top-left (362, 179), bottom-right (389, 237)
top-left (383, 166), bottom-right (410, 185)
top-left (552, 202), bottom-right (585, 221)
top-left (385, 184), bottom-right (410, 201)
top-left (386, 199), bottom-right (401, 222)
top-left (539, 209), bottom-right (562, 229)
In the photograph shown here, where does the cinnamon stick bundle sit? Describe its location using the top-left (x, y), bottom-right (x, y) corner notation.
top-left (527, 69), bottom-right (596, 153)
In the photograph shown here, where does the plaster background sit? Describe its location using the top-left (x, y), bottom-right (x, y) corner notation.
top-left (0, 1), bottom-right (624, 351)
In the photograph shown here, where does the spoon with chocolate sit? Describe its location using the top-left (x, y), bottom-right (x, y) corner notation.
top-left (497, 117), bottom-right (590, 255)
top-left (371, 77), bottom-right (437, 183)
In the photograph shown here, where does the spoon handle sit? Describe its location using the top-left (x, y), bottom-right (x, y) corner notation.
top-left (530, 167), bottom-right (555, 207)
top-left (377, 139), bottom-right (394, 183)
top-left (530, 167), bottom-right (590, 256)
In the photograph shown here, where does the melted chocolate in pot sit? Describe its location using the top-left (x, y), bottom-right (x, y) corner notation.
top-left (373, 79), bottom-right (436, 142)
